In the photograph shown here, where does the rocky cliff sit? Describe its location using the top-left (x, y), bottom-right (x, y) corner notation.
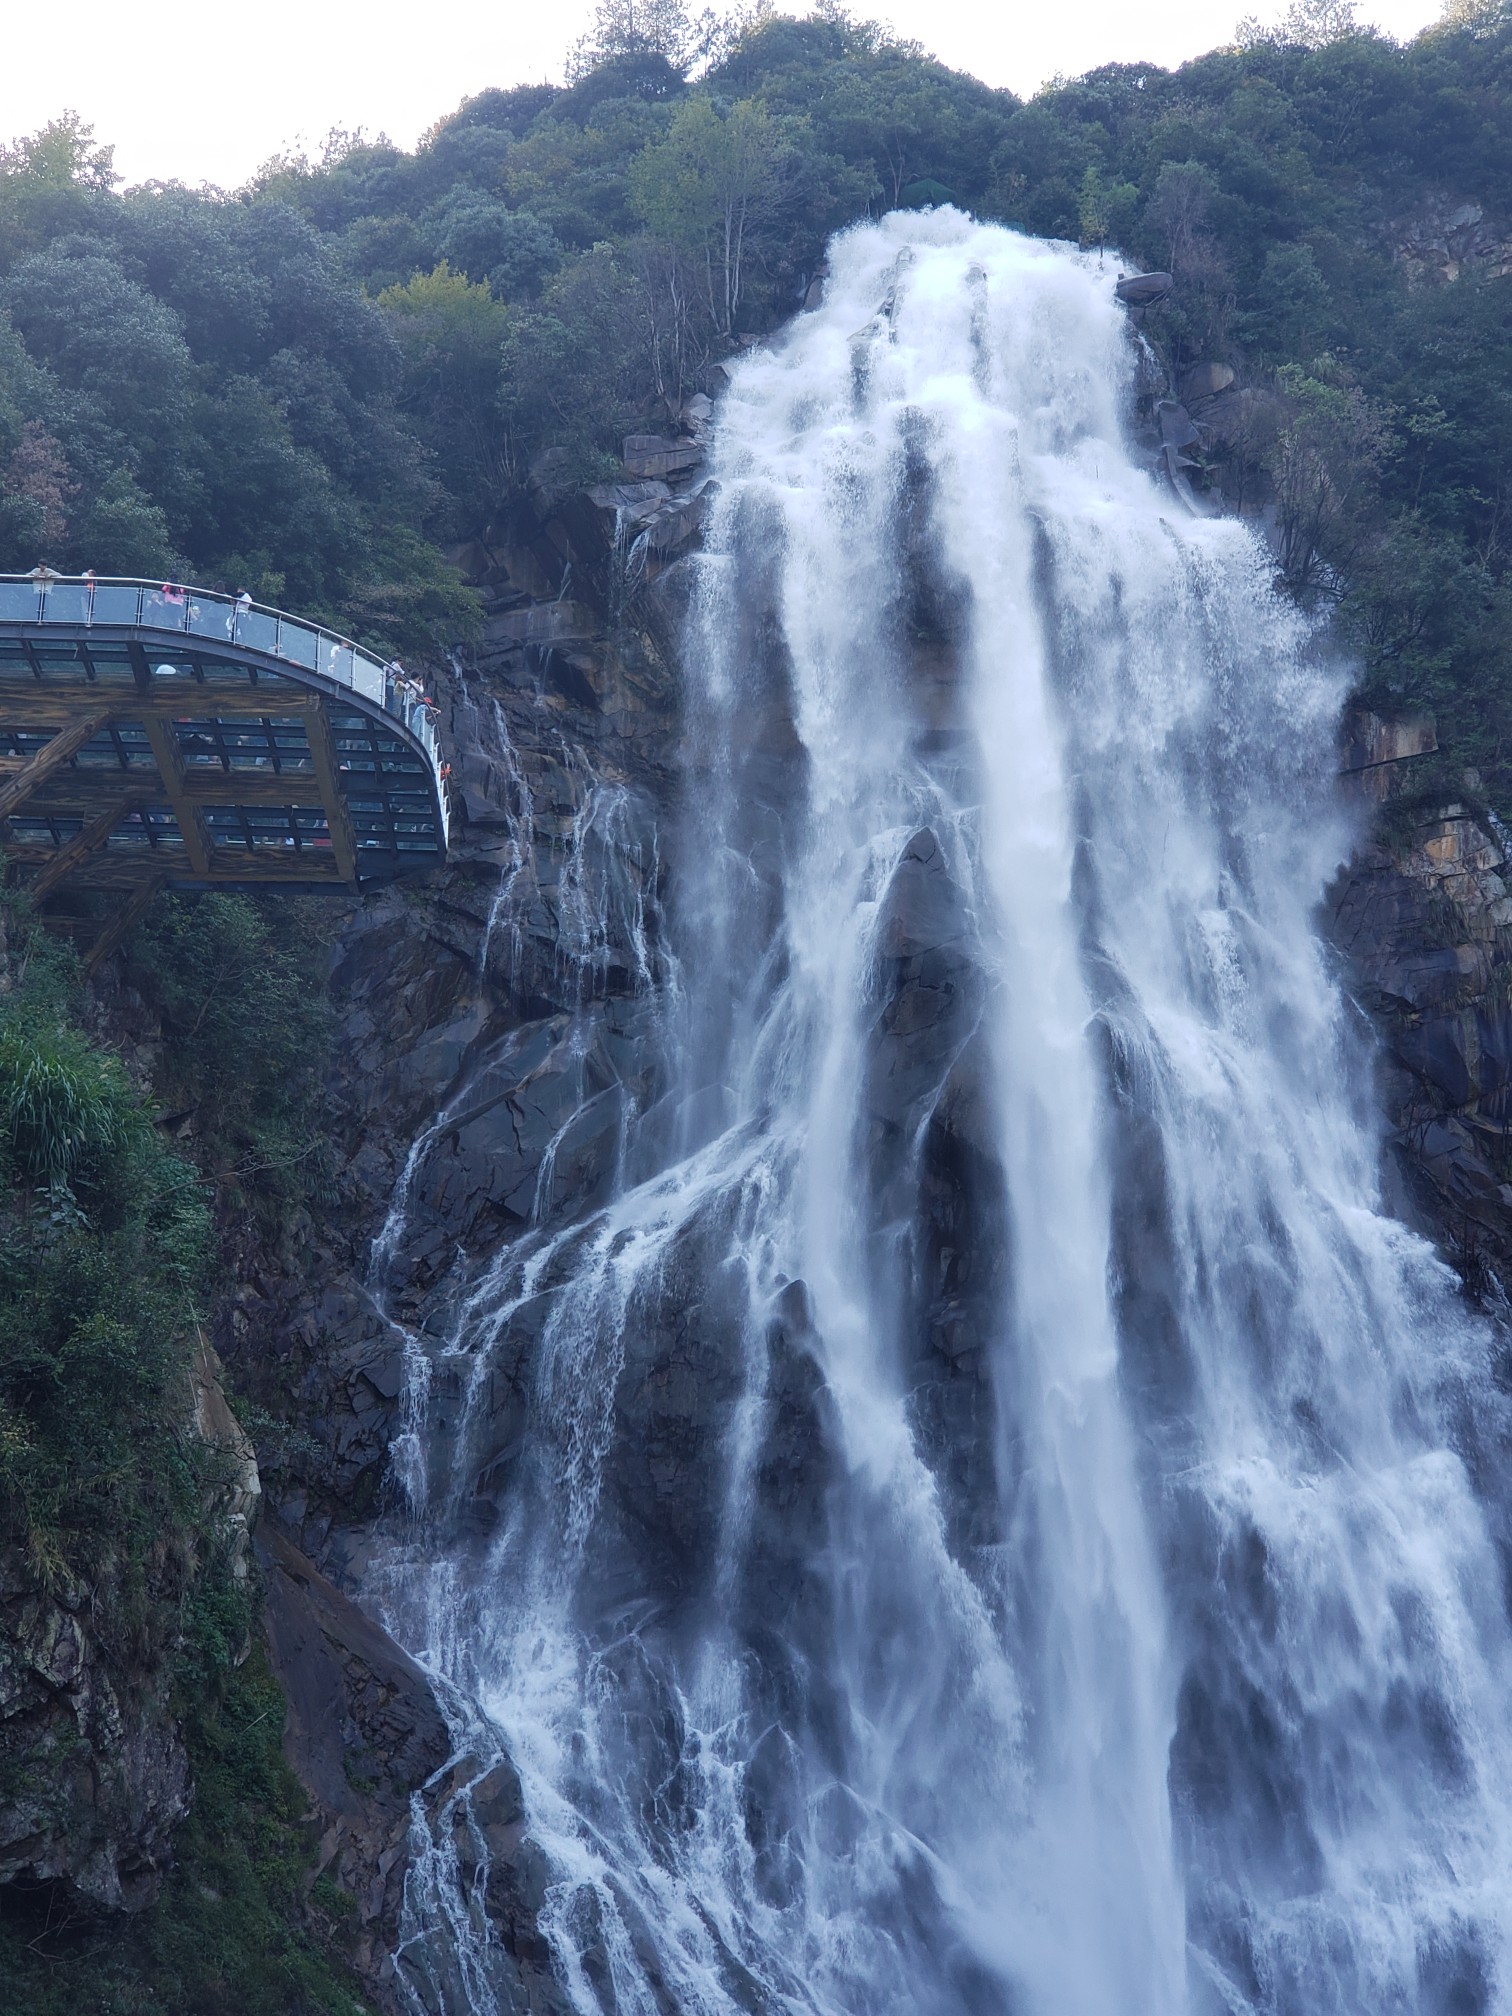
top-left (8, 411), bottom-right (1512, 2011)
top-left (0, 1342), bottom-right (257, 1914)
top-left (205, 446), bottom-right (695, 2011)
top-left (1331, 756), bottom-right (1512, 1293)
top-left (214, 438), bottom-right (1512, 2007)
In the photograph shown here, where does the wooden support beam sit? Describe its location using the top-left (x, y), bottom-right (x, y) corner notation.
top-left (82, 874), bottom-right (165, 980)
top-left (4, 845), bottom-right (350, 885)
top-left (0, 711), bottom-right (110, 822)
top-left (161, 849), bottom-right (348, 884)
top-left (141, 717), bottom-right (213, 876)
top-left (303, 701), bottom-right (359, 881)
top-left (0, 684), bottom-right (318, 723)
top-left (183, 769), bottom-right (324, 807)
top-left (25, 769), bottom-right (329, 813)
top-left (30, 791), bottom-right (147, 901)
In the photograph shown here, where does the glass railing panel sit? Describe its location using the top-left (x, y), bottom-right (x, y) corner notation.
top-left (275, 621), bottom-right (318, 670)
top-left (187, 595), bottom-right (233, 640)
top-left (323, 642), bottom-right (357, 688)
top-left (352, 657), bottom-right (385, 704)
top-left (43, 585), bottom-right (91, 623)
top-left (141, 593), bottom-right (189, 630)
top-left (88, 585), bottom-right (141, 625)
top-left (0, 584), bottom-right (39, 621)
top-left (234, 610), bottom-right (279, 655)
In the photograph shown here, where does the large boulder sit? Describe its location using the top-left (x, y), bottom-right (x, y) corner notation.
top-left (621, 433), bottom-right (705, 483)
top-left (1116, 271), bottom-right (1173, 307)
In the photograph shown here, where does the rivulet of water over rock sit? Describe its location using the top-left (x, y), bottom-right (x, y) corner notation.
top-left (376, 212), bottom-right (1512, 2016)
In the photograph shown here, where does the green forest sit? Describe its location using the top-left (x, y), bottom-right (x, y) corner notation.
top-left (3, 0), bottom-right (1512, 2004)
top-left (2, 0), bottom-right (1511, 790)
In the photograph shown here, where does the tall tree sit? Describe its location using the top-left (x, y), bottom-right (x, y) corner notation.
top-left (629, 97), bottom-right (783, 335)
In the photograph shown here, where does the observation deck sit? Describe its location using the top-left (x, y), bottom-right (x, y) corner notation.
top-left (0, 575), bottom-right (451, 965)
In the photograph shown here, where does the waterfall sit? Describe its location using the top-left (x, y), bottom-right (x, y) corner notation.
top-left (382, 213), bottom-right (1512, 2016)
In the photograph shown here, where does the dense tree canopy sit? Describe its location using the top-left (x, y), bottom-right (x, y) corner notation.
top-left (1, 1), bottom-right (1511, 790)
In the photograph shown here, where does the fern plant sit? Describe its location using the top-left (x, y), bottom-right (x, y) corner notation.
top-left (0, 1022), bottom-right (131, 1190)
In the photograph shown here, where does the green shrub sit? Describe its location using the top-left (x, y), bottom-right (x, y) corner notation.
top-left (0, 905), bottom-right (214, 1599)
top-left (0, 1020), bottom-right (131, 1188)
top-left (126, 892), bottom-right (337, 1218)
top-left (0, 896), bottom-right (366, 2011)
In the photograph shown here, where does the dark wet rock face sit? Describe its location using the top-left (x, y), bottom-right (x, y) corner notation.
top-left (1329, 797), bottom-right (1512, 1288)
top-left (217, 481), bottom-right (684, 1576)
top-left (1115, 271), bottom-right (1173, 307)
top-left (260, 1524), bottom-right (573, 2016)
top-left (861, 828), bottom-right (1003, 1554)
top-left (0, 1551), bottom-right (191, 1911)
top-left (260, 1528), bottom-right (451, 1982)
top-left (185, 467), bottom-right (691, 2010)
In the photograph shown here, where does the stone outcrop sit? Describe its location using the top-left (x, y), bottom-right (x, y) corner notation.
top-left (190, 1337), bottom-right (262, 1578)
top-left (0, 1548), bottom-right (191, 1912)
top-left (1115, 270), bottom-right (1173, 307)
top-left (1390, 196), bottom-right (1512, 284)
top-left (258, 1526), bottom-right (453, 2003)
top-left (0, 1346), bottom-right (257, 1916)
top-left (1339, 704), bottom-right (1439, 802)
top-left (1330, 796), bottom-right (1512, 1288)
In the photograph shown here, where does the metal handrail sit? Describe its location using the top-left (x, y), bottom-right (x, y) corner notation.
top-left (0, 573), bottom-right (449, 842)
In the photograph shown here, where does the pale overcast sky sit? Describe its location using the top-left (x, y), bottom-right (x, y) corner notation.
top-left (1, 0), bottom-right (1446, 191)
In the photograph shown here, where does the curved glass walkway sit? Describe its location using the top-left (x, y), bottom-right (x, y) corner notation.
top-left (0, 575), bottom-right (451, 956)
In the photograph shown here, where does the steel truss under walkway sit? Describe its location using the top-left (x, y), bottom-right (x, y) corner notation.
top-left (0, 575), bottom-right (451, 970)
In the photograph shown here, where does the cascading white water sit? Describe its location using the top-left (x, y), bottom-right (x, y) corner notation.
top-left (381, 212), bottom-right (1512, 2016)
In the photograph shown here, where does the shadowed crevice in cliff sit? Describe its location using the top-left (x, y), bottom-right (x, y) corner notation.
top-left (1329, 790), bottom-right (1512, 1294)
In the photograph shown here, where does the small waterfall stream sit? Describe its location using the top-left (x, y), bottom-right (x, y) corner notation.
top-left (377, 214), bottom-right (1512, 2016)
